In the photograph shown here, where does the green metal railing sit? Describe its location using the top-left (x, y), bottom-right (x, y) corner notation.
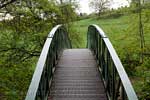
top-left (25, 25), bottom-right (71, 100)
top-left (87, 24), bottom-right (138, 100)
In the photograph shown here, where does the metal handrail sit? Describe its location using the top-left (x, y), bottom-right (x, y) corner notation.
top-left (25, 25), bottom-right (71, 100)
top-left (87, 24), bottom-right (138, 100)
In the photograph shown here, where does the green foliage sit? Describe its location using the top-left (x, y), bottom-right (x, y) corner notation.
top-left (90, 6), bottom-right (133, 19)
top-left (140, 81), bottom-right (150, 99)
top-left (0, 60), bottom-right (36, 99)
top-left (77, 13), bottom-right (92, 21)
top-left (68, 25), bottom-right (82, 48)
top-left (89, 0), bottom-right (110, 16)
top-left (0, 0), bottom-right (79, 99)
top-left (98, 10), bottom-right (123, 19)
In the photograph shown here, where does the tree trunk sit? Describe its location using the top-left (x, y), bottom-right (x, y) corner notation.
top-left (98, 10), bottom-right (101, 16)
top-left (138, 0), bottom-right (145, 63)
top-left (60, 0), bottom-right (63, 4)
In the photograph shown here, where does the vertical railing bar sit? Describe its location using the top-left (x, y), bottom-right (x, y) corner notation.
top-left (116, 78), bottom-right (121, 99)
top-left (97, 35), bottom-right (100, 64)
top-left (106, 47), bottom-right (109, 88)
top-left (121, 83), bottom-right (125, 100)
top-left (112, 62), bottom-right (116, 100)
top-left (98, 35), bottom-right (101, 65)
top-left (101, 37), bottom-right (103, 69)
top-left (102, 40), bottom-right (105, 79)
top-left (95, 29), bottom-right (98, 59)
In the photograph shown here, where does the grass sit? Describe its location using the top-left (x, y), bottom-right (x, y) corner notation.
top-left (72, 15), bottom-right (135, 61)
top-left (72, 16), bottom-right (129, 49)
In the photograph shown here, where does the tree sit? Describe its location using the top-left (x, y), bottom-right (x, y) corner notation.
top-left (138, 0), bottom-right (145, 63)
top-left (0, 0), bottom-right (17, 9)
top-left (89, 0), bottom-right (110, 16)
top-left (0, 0), bottom-right (79, 99)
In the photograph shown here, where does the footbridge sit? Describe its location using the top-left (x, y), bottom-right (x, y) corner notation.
top-left (25, 25), bottom-right (138, 100)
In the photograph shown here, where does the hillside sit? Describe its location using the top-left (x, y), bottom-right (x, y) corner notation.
top-left (72, 15), bottom-right (150, 99)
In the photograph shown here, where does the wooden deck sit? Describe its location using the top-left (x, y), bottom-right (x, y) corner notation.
top-left (48, 49), bottom-right (107, 100)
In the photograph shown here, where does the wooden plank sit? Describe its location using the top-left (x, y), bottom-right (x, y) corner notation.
top-left (48, 49), bottom-right (107, 100)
